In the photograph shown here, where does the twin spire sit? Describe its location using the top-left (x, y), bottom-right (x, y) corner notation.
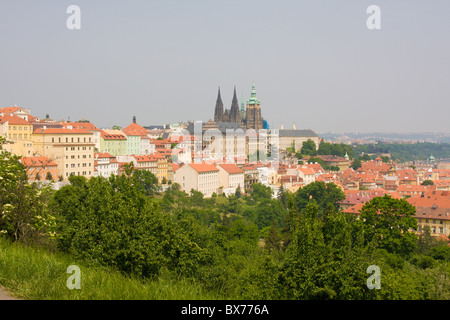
top-left (214, 86), bottom-right (240, 123)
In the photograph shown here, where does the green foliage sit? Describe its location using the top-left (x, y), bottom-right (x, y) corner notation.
top-left (265, 221), bottom-right (282, 252)
top-left (351, 158), bottom-right (362, 170)
top-left (53, 175), bottom-right (208, 278)
top-left (421, 180), bottom-right (434, 186)
top-left (300, 139), bottom-right (317, 156)
top-left (45, 171), bottom-right (53, 181)
top-left (318, 141), bottom-right (354, 159)
top-left (279, 199), bottom-right (375, 299)
top-left (359, 195), bottom-right (418, 256)
top-left (132, 169), bottom-right (160, 195)
top-left (0, 144), bottom-right (56, 245)
top-left (294, 181), bottom-right (345, 215)
top-left (250, 183), bottom-right (273, 200)
top-left (353, 142), bottom-right (450, 163)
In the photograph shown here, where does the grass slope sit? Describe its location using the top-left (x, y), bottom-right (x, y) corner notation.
top-left (0, 237), bottom-right (222, 300)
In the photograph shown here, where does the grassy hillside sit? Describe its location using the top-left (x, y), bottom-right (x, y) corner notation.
top-left (0, 237), bottom-right (222, 300)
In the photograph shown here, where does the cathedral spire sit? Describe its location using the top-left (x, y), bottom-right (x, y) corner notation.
top-left (229, 86), bottom-right (240, 123)
top-left (214, 87), bottom-right (224, 122)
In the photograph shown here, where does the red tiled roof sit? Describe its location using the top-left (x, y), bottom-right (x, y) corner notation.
top-left (343, 203), bottom-right (365, 215)
top-left (0, 107), bottom-right (21, 113)
top-left (100, 130), bottom-right (126, 140)
top-left (34, 128), bottom-right (91, 134)
top-left (218, 164), bottom-right (244, 174)
top-left (94, 152), bottom-right (115, 159)
top-left (62, 121), bottom-right (100, 131)
top-left (189, 163), bottom-right (219, 173)
top-left (122, 122), bottom-right (148, 136)
top-left (20, 156), bottom-right (57, 167)
top-left (0, 114), bottom-right (31, 125)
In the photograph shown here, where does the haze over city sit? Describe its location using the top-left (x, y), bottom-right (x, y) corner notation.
top-left (1, 0), bottom-right (449, 132)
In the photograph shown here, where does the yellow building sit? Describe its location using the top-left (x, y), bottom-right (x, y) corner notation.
top-left (32, 127), bottom-right (95, 181)
top-left (0, 113), bottom-right (34, 142)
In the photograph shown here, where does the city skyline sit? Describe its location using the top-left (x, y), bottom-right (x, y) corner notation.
top-left (1, 1), bottom-right (449, 132)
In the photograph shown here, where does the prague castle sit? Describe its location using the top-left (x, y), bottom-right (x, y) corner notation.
top-left (214, 83), bottom-right (265, 130)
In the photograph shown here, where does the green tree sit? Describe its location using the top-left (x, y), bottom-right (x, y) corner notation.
top-left (279, 199), bottom-right (373, 299)
top-left (250, 183), bottom-right (273, 200)
top-left (0, 138), bottom-right (56, 245)
top-left (359, 195), bottom-right (418, 256)
top-left (381, 156), bottom-right (390, 163)
top-left (190, 189), bottom-right (204, 207)
top-left (351, 159), bottom-right (362, 170)
top-left (318, 140), bottom-right (331, 155)
top-left (235, 186), bottom-right (242, 198)
top-left (300, 139), bottom-right (317, 156)
top-left (265, 220), bottom-right (281, 251)
top-left (294, 181), bottom-right (345, 215)
top-left (45, 171), bottom-right (53, 181)
top-left (421, 180), bottom-right (434, 186)
top-left (132, 169), bottom-right (159, 196)
top-left (53, 175), bottom-right (207, 278)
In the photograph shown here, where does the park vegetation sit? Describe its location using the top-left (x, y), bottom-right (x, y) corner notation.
top-left (1, 136), bottom-right (450, 300)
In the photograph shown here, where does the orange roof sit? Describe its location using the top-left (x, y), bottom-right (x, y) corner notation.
top-left (189, 163), bottom-right (219, 173)
top-left (0, 107), bottom-right (21, 113)
top-left (343, 203), bottom-right (365, 215)
top-left (20, 156), bottom-right (57, 167)
top-left (0, 114), bottom-right (31, 125)
top-left (34, 128), bottom-right (91, 134)
top-left (94, 152), bottom-right (115, 159)
top-left (172, 163), bottom-right (181, 172)
top-left (133, 155), bottom-right (157, 163)
top-left (397, 185), bottom-right (436, 193)
top-left (122, 122), bottom-right (148, 136)
top-left (298, 167), bottom-right (315, 175)
top-left (100, 130), bottom-right (126, 140)
top-left (218, 164), bottom-right (244, 174)
top-left (63, 121), bottom-right (100, 131)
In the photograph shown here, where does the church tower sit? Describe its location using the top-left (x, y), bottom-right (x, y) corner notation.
top-left (229, 86), bottom-right (241, 123)
top-left (214, 87), bottom-right (224, 122)
top-left (245, 83), bottom-right (263, 130)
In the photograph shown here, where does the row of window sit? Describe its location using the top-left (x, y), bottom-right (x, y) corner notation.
top-left (66, 163), bottom-right (92, 168)
top-left (418, 218), bottom-right (444, 225)
top-left (66, 154), bottom-right (91, 159)
top-left (417, 225), bottom-right (445, 234)
top-left (9, 126), bottom-right (29, 131)
top-left (53, 137), bottom-right (92, 143)
top-left (66, 171), bottom-right (92, 177)
top-left (28, 167), bottom-right (55, 171)
top-left (66, 146), bottom-right (92, 151)
top-left (9, 134), bottom-right (28, 139)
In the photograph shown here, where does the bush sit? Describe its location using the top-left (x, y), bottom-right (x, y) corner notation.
top-left (52, 175), bottom-right (208, 278)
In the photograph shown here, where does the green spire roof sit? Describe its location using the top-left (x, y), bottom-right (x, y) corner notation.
top-left (247, 83), bottom-right (260, 105)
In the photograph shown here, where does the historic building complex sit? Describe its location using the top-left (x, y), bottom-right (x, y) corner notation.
top-left (214, 84), bottom-right (264, 130)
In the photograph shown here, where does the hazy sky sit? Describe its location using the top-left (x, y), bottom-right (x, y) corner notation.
top-left (1, 1), bottom-right (449, 132)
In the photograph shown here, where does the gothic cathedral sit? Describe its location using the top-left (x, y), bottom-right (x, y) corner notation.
top-left (214, 83), bottom-right (264, 130)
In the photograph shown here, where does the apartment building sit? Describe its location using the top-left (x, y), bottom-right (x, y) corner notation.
top-left (218, 163), bottom-right (245, 192)
top-left (32, 128), bottom-right (95, 181)
top-left (174, 162), bottom-right (219, 197)
top-left (94, 152), bottom-right (119, 178)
